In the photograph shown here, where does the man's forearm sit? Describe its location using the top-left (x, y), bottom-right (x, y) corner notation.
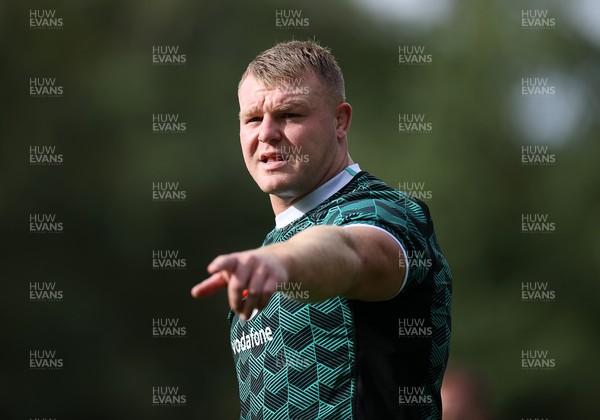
top-left (193, 224), bottom-right (403, 319)
top-left (263, 225), bottom-right (363, 302)
top-left (263, 224), bottom-right (403, 302)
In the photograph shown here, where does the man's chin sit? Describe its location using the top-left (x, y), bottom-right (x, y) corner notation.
top-left (260, 185), bottom-right (297, 198)
top-left (256, 179), bottom-right (299, 199)
top-left (253, 170), bottom-right (293, 191)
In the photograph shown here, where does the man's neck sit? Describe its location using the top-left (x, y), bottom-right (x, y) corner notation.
top-left (269, 156), bottom-right (354, 216)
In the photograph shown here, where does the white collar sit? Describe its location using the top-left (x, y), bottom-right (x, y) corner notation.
top-left (274, 164), bottom-right (361, 229)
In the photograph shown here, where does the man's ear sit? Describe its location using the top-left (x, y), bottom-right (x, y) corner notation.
top-left (334, 102), bottom-right (352, 141)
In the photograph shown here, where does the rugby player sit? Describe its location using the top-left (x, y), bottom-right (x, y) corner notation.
top-left (192, 40), bottom-right (452, 420)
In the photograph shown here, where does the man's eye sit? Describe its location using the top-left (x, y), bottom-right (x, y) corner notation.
top-left (282, 113), bottom-right (300, 119)
top-left (247, 117), bottom-right (262, 123)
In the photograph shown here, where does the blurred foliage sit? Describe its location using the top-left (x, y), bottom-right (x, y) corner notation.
top-left (1, 0), bottom-right (599, 418)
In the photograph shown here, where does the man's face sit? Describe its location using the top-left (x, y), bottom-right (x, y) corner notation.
top-left (238, 74), bottom-right (341, 201)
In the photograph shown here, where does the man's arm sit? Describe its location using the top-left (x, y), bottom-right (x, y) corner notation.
top-left (191, 225), bottom-right (406, 320)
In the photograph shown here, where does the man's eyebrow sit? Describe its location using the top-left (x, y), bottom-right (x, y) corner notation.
top-left (272, 100), bottom-right (309, 113)
top-left (239, 99), bottom-right (310, 120)
top-left (239, 107), bottom-right (260, 120)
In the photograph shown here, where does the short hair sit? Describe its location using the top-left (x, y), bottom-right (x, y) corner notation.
top-left (239, 40), bottom-right (346, 103)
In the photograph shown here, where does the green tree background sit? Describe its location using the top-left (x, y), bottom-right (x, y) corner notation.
top-left (1, 0), bottom-right (599, 418)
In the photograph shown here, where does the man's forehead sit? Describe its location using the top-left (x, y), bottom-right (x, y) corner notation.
top-left (240, 94), bottom-right (310, 112)
top-left (238, 76), bottom-right (317, 115)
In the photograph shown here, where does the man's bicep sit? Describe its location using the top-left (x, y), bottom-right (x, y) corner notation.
top-left (341, 224), bottom-right (407, 301)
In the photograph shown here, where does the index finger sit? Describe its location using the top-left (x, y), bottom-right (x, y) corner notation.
top-left (191, 271), bottom-right (229, 298)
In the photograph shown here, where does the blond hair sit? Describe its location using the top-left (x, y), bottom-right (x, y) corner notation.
top-left (239, 40), bottom-right (346, 103)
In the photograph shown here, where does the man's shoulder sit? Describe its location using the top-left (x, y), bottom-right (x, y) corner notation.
top-left (262, 171), bottom-right (431, 242)
top-left (321, 171), bottom-right (428, 221)
top-left (322, 171), bottom-right (395, 207)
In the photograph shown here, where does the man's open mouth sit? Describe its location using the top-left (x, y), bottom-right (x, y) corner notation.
top-left (259, 153), bottom-right (288, 163)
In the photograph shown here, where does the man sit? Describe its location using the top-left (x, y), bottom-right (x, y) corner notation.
top-left (441, 364), bottom-right (494, 420)
top-left (192, 40), bottom-right (451, 420)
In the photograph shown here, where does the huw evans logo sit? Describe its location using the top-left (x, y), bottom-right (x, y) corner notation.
top-left (152, 182), bottom-right (186, 202)
top-left (152, 318), bottom-right (186, 338)
top-left (274, 145), bottom-right (310, 163)
top-left (521, 350), bottom-right (556, 370)
top-left (398, 318), bottom-right (432, 338)
top-left (522, 282), bottom-right (556, 302)
top-left (29, 350), bottom-right (63, 370)
top-left (521, 77), bottom-right (555, 96)
top-left (521, 145), bottom-right (555, 166)
top-left (522, 9), bottom-right (555, 29)
top-left (398, 114), bottom-right (432, 133)
top-left (29, 9), bottom-right (63, 29)
top-left (399, 249), bottom-right (432, 270)
top-left (275, 351), bottom-right (312, 369)
top-left (274, 77), bottom-right (310, 95)
top-left (29, 417), bottom-right (57, 420)
top-left (277, 281), bottom-right (309, 301)
top-left (275, 10), bottom-right (309, 29)
top-left (30, 282), bottom-right (63, 302)
top-left (152, 250), bottom-right (186, 270)
top-left (152, 113), bottom-right (187, 134)
top-left (30, 145), bottom-right (63, 166)
top-left (29, 213), bottom-right (63, 234)
top-left (152, 386), bottom-right (186, 406)
top-left (29, 78), bottom-right (63, 97)
top-left (399, 181), bottom-right (432, 201)
top-left (521, 214), bottom-right (555, 234)
top-left (398, 46), bottom-right (432, 65)
top-left (398, 386), bottom-right (433, 406)
top-left (152, 46), bottom-right (186, 65)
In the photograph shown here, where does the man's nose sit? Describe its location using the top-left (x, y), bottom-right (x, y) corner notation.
top-left (257, 114), bottom-right (282, 144)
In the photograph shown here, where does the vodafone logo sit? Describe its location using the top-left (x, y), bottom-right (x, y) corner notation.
top-left (231, 326), bottom-right (274, 354)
